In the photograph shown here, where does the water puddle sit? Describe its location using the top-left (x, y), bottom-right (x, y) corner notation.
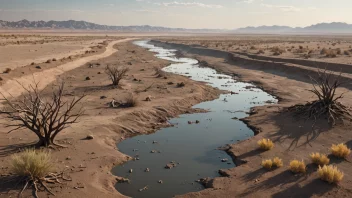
top-left (111, 40), bottom-right (277, 198)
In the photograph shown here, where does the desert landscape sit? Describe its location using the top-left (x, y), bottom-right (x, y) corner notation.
top-left (0, 2), bottom-right (352, 198)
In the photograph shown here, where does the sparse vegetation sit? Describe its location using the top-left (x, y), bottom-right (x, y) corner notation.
top-left (344, 50), bottom-right (350, 55)
top-left (124, 93), bottom-right (138, 107)
top-left (257, 49), bottom-right (265, 54)
top-left (318, 165), bottom-right (344, 184)
top-left (331, 143), bottom-right (351, 158)
top-left (262, 157), bottom-right (283, 170)
top-left (310, 152), bottom-right (330, 166)
top-left (11, 149), bottom-right (71, 197)
top-left (257, 138), bottom-right (274, 150)
top-left (0, 82), bottom-right (85, 147)
top-left (289, 160), bottom-right (306, 173)
top-left (261, 159), bottom-right (273, 170)
top-left (272, 157), bottom-right (283, 168)
top-left (11, 149), bottom-right (54, 179)
top-left (105, 65), bottom-right (129, 86)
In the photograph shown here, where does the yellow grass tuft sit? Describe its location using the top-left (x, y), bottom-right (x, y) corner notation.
top-left (318, 165), bottom-right (344, 184)
top-left (261, 159), bottom-right (273, 170)
top-left (310, 153), bottom-right (330, 166)
top-left (289, 160), bottom-right (306, 173)
top-left (272, 157), bottom-right (283, 168)
top-left (11, 149), bottom-right (54, 179)
top-left (257, 138), bottom-right (274, 150)
top-left (331, 143), bottom-right (351, 158)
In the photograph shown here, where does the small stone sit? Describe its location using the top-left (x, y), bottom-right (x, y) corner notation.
top-left (66, 156), bottom-right (71, 160)
top-left (85, 76), bottom-right (91, 80)
top-left (100, 96), bottom-right (107, 99)
top-left (35, 66), bottom-right (41, 69)
top-left (195, 120), bottom-right (200, 124)
top-left (221, 158), bottom-right (228, 162)
top-left (86, 135), bottom-right (94, 140)
top-left (188, 121), bottom-right (192, 124)
top-left (150, 150), bottom-right (156, 153)
top-left (158, 180), bottom-right (163, 184)
top-left (146, 96), bottom-right (152, 101)
top-left (145, 168), bottom-right (150, 172)
top-left (129, 169), bottom-right (133, 173)
top-left (153, 141), bottom-right (158, 144)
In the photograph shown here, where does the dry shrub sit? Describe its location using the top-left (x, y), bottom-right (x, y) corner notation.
top-left (344, 50), bottom-right (350, 55)
top-left (257, 138), bottom-right (274, 150)
top-left (11, 149), bottom-right (54, 179)
top-left (271, 46), bottom-right (285, 55)
top-left (288, 69), bottom-right (351, 125)
top-left (336, 48), bottom-right (342, 55)
top-left (272, 157), bottom-right (283, 168)
top-left (153, 66), bottom-right (168, 78)
top-left (289, 160), bottom-right (306, 173)
top-left (320, 48), bottom-right (328, 55)
top-left (105, 65), bottom-right (129, 86)
top-left (3, 68), bottom-right (11, 73)
top-left (250, 46), bottom-right (256, 50)
top-left (318, 165), bottom-right (344, 184)
top-left (124, 93), bottom-right (138, 107)
top-left (261, 159), bottom-right (273, 170)
top-left (177, 82), bottom-right (185, 87)
top-left (310, 153), bottom-right (330, 166)
top-left (331, 143), bottom-right (351, 158)
top-left (257, 49), bottom-right (265, 54)
top-left (321, 48), bottom-right (337, 57)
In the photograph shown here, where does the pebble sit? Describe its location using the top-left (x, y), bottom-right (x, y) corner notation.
top-left (158, 180), bottom-right (163, 184)
top-left (221, 158), bottom-right (228, 162)
top-left (145, 168), bottom-right (150, 172)
top-left (86, 135), bottom-right (94, 140)
top-left (129, 169), bottom-right (133, 173)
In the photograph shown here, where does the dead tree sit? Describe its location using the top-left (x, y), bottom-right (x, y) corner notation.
top-left (105, 65), bottom-right (129, 86)
top-left (289, 69), bottom-right (351, 125)
top-left (0, 82), bottom-right (85, 147)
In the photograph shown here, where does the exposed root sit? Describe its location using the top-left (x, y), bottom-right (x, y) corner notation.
top-left (18, 171), bottom-right (71, 198)
top-left (289, 100), bottom-right (351, 125)
top-left (289, 69), bottom-right (351, 125)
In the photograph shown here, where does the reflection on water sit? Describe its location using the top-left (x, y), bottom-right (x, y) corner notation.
top-left (112, 40), bottom-right (277, 198)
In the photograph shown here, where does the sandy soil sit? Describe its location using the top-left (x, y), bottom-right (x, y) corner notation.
top-left (0, 38), bottom-right (221, 198)
top-left (1, 33), bottom-right (352, 198)
top-left (153, 37), bottom-right (352, 198)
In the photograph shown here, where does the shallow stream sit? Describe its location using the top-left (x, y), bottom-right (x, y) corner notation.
top-left (111, 40), bottom-right (277, 198)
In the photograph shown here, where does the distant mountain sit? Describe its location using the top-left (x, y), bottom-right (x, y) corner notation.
top-left (0, 19), bottom-right (226, 33)
top-left (236, 25), bottom-right (293, 33)
top-left (234, 22), bottom-right (352, 34)
top-left (1, 20), bottom-right (352, 34)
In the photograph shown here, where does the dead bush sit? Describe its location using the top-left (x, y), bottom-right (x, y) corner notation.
top-left (105, 65), bottom-right (129, 86)
top-left (124, 93), bottom-right (138, 107)
top-left (177, 82), bottom-right (185, 87)
top-left (0, 82), bottom-right (85, 147)
top-left (271, 46), bottom-right (285, 55)
top-left (289, 69), bottom-right (351, 125)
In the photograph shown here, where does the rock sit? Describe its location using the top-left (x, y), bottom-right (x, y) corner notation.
top-left (35, 66), bottom-right (41, 69)
top-left (221, 158), bottom-right (228, 162)
top-left (145, 168), bottom-right (150, 172)
top-left (195, 120), bottom-right (200, 124)
top-left (231, 117), bottom-right (238, 120)
top-left (66, 156), bottom-right (71, 160)
top-left (188, 121), bottom-right (192, 124)
top-left (153, 141), bottom-right (158, 144)
top-left (86, 135), bottom-right (94, 140)
top-left (100, 96), bottom-right (107, 99)
top-left (139, 186), bottom-right (148, 192)
top-left (85, 76), bottom-right (91, 80)
top-left (97, 72), bottom-right (101, 74)
top-left (150, 150), bottom-right (156, 153)
top-left (145, 96), bottom-right (152, 101)
top-left (129, 169), bottom-right (133, 173)
top-left (165, 163), bottom-right (177, 169)
top-left (158, 180), bottom-right (163, 184)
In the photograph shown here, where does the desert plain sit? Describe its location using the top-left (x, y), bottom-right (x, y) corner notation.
top-left (0, 32), bottom-right (352, 198)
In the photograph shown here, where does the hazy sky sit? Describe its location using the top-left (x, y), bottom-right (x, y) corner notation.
top-left (0, 0), bottom-right (352, 29)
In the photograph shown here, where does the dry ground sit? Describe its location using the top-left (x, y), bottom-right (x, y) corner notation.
top-left (0, 37), bottom-right (220, 198)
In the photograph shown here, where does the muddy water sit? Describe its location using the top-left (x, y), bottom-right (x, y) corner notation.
top-left (112, 40), bottom-right (277, 198)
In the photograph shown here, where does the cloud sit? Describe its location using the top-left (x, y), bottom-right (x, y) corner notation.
top-left (154, 1), bottom-right (223, 8)
top-left (261, 4), bottom-right (301, 12)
